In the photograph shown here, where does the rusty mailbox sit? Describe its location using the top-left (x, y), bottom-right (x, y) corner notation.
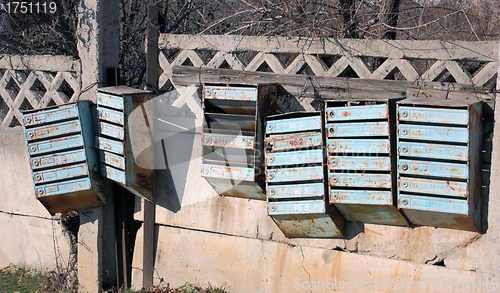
top-left (265, 112), bottom-right (345, 238)
top-left (96, 86), bottom-right (155, 202)
top-left (22, 101), bottom-right (105, 214)
top-left (202, 83), bottom-right (277, 200)
top-left (397, 98), bottom-right (483, 232)
top-left (326, 99), bottom-right (408, 226)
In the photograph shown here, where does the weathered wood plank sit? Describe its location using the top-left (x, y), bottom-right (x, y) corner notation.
top-left (160, 34), bottom-right (498, 62)
top-left (172, 66), bottom-right (494, 103)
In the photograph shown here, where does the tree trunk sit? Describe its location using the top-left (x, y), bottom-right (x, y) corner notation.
top-left (379, 0), bottom-right (401, 39)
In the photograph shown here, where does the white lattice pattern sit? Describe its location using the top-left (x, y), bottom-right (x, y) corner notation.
top-left (0, 55), bottom-right (81, 127)
top-left (158, 34), bottom-right (498, 92)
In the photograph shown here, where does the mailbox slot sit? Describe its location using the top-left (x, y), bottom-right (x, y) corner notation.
top-left (326, 99), bottom-right (408, 226)
top-left (265, 112), bottom-right (345, 238)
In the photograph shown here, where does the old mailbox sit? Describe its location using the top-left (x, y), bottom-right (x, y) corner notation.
top-left (326, 99), bottom-right (408, 226)
top-left (22, 101), bottom-right (105, 214)
top-left (96, 86), bottom-right (155, 202)
top-left (201, 83), bottom-right (277, 200)
top-left (397, 98), bottom-right (483, 232)
top-left (265, 112), bottom-right (345, 238)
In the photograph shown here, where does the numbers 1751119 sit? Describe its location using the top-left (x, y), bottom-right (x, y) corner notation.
top-left (2, 2), bottom-right (57, 14)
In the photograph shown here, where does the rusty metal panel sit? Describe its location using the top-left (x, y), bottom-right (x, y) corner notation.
top-left (33, 163), bottom-right (88, 184)
top-left (327, 139), bottom-right (390, 154)
top-left (326, 122), bottom-right (389, 137)
top-left (95, 136), bottom-right (124, 156)
top-left (398, 124), bottom-right (468, 143)
top-left (266, 149), bottom-right (323, 167)
top-left (202, 133), bottom-right (254, 149)
top-left (267, 166), bottom-right (324, 183)
top-left (96, 86), bottom-right (155, 202)
top-left (202, 83), bottom-right (277, 200)
top-left (23, 105), bottom-right (78, 127)
top-left (97, 106), bottom-right (124, 125)
top-left (329, 173), bottom-right (391, 188)
top-left (265, 111), bottom-right (345, 238)
top-left (265, 132), bottom-right (322, 152)
top-left (399, 177), bottom-right (467, 197)
top-left (22, 101), bottom-right (106, 214)
top-left (398, 159), bottom-right (468, 179)
top-left (202, 164), bottom-right (254, 181)
top-left (325, 99), bottom-right (408, 226)
top-left (25, 120), bottom-right (81, 141)
top-left (28, 135), bottom-right (84, 155)
top-left (266, 116), bottom-right (321, 134)
top-left (326, 104), bottom-right (388, 121)
top-left (268, 200), bottom-right (325, 216)
top-left (30, 150), bottom-right (86, 170)
top-left (36, 178), bottom-right (92, 197)
top-left (97, 92), bottom-right (124, 110)
top-left (205, 85), bottom-right (258, 101)
top-left (330, 190), bottom-right (392, 205)
top-left (267, 183), bottom-right (324, 200)
top-left (100, 150), bottom-right (125, 170)
top-left (328, 156), bottom-right (391, 171)
top-left (398, 142), bottom-right (468, 161)
top-left (101, 165), bottom-right (126, 185)
top-left (397, 98), bottom-right (482, 232)
top-left (98, 122), bottom-right (124, 140)
top-left (398, 106), bottom-right (468, 124)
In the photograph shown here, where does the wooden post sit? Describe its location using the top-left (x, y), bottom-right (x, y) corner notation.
top-left (143, 4), bottom-right (159, 288)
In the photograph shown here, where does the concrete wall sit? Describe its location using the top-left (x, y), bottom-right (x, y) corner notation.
top-left (130, 86), bottom-right (500, 292)
top-left (0, 127), bottom-right (71, 272)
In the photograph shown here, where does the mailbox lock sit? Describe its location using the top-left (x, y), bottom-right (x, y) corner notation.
top-left (269, 157), bottom-right (274, 163)
top-left (30, 145), bottom-right (37, 152)
top-left (329, 127), bottom-right (335, 134)
top-left (402, 181), bottom-right (409, 188)
top-left (331, 160), bottom-right (337, 166)
top-left (269, 189), bottom-right (275, 195)
top-left (32, 160), bottom-right (39, 166)
top-left (330, 143), bottom-right (337, 150)
top-left (28, 131), bottom-right (34, 137)
top-left (204, 136), bottom-right (210, 143)
top-left (332, 194), bottom-right (338, 200)
top-left (35, 175), bottom-right (42, 181)
top-left (329, 111), bottom-right (335, 117)
top-left (402, 129), bottom-right (408, 135)
top-left (267, 125), bottom-right (273, 130)
top-left (37, 188), bottom-right (44, 195)
top-left (205, 89), bottom-right (212, 96)
top-left (270, 206), bottom-right (276, 212)
top-left (332, 177), bottom-right (338, 183)
top-left (25, 116), bottom-right (32, 123)
top-left (401, 146), bottom-right (409, 153)
top-left (204, 168), bottom-right (210, 175)
top-left (401, 199), bottom-right (409, 206)
top-left (401, 163), bottom-right (409, 171)
top-left (269, 173), bottom-right (275, 179)
top-left (401, 111), bottom-right (408, 118)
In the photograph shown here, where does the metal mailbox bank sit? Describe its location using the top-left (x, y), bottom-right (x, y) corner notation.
top-left (265, 112), bottom-right (345, 238)
top-left (202, 83), bottom-right (277, 200)
top-left (96, 86), bottom-right (155, 202)
top-left (397, 98), bottom-right (483, 232)
top-left (22, 101), bottom-right (105, 214)
top-left (326, 99), bottom-right (408, 226)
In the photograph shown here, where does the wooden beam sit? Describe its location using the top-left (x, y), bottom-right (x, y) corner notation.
top-left (172, 65), bottom-right (494, 102)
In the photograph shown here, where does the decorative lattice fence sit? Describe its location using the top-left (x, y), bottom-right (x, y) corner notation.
top-left (159, 34), bottom-right (498, 111)
top-left (0, 55), bottom-right (81, 127)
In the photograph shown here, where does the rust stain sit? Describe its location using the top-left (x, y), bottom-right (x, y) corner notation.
top-left (364, 228), bottom-right (384, 237)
